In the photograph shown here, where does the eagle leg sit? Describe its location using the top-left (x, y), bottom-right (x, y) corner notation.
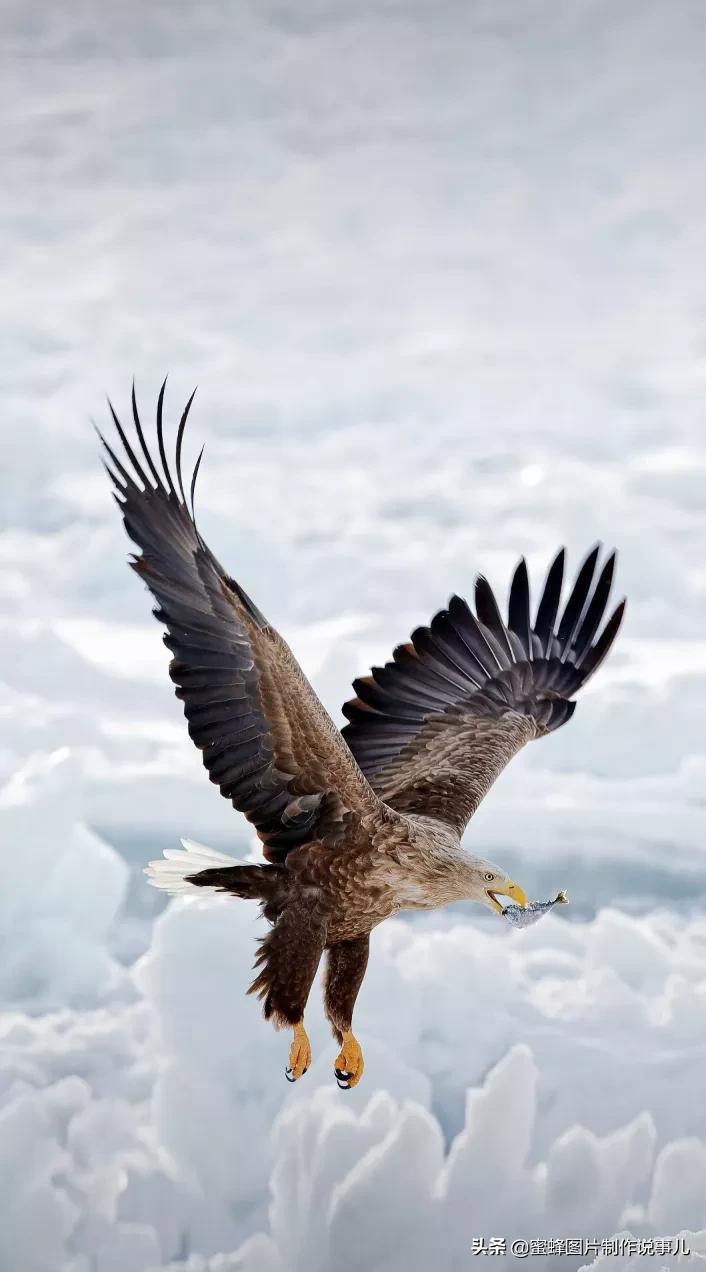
top-left (324, 936), bottom-right (370, 1089)
top-left (247, 892), bottom-right (326, 1082)
top-left (286, 1021), bottom-right (312, 1083)
top-left (334, 1032), bottom-right (365, 1090)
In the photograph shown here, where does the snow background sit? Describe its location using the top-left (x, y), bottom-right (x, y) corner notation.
top-left (2, 0), bottom-right (706, 1267)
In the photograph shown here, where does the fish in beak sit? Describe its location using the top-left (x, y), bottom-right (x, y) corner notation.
top-left (485, 880), bottom-right (529, 913)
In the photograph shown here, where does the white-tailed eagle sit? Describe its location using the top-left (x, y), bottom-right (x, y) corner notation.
top-left (99, 386), bottom-right (624, 1088)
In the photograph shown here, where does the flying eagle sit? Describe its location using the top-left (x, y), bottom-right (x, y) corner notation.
top-left (99, 387), bottom-right (625, 1089)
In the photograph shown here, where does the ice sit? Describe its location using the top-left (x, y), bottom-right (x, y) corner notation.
top-left (0, 752), bottom-right (130, 1012)
top-left (1, 772), bottom-right (705, 1268)
top-left (648, 1138), bottom-right (706, 1233)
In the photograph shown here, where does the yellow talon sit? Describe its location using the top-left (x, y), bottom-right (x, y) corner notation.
top-left (285, 1021), bottom-right (312, 1082)
top-left (334, 1030), bottom-right (365, 1089)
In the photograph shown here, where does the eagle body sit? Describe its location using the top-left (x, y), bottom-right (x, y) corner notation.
top-left (100, 387), bottom-right (625, 1089)
top-left (211, 809), bottom-right (510, 943)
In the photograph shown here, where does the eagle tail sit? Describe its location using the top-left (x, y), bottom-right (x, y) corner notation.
top-left (145, 838), bottom-right (283, 902)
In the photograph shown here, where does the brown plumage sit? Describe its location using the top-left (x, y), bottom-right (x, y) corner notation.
top-left (100, 386), bottom-right (626, 1088)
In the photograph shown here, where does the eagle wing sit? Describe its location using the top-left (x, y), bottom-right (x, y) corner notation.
top-left (99, 386), bottom-right (378, 862)
top-left (341, 550), bottom-right (625, 834)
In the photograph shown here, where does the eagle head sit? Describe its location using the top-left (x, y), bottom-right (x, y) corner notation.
top-left (465, 855), bottom-right (529, 913)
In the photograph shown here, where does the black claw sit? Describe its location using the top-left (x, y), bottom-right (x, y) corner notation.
top-left (336, 1075), bottom-right (352, 1090)
top-left (335, 1066), bottom-right (353, 1089)
top-left (285, 1067), bottom-right (297, 1083)
top-left (303, 1066), bottom-right (309, 1074)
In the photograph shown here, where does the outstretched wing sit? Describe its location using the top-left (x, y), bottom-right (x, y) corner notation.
top-left (341, 550), bottom-right (625, 834)
top-left (99, 384), bottom-right (377, 862)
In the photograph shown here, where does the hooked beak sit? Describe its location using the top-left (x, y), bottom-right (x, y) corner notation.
top-left (485, 880), bottom-right (529, 913)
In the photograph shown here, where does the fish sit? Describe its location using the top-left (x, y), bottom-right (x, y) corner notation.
top-left (500, 889), bottom-right (569, 928)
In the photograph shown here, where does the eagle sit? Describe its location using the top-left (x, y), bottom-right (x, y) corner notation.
top-left (99, 386), bottom-right (625, 1089)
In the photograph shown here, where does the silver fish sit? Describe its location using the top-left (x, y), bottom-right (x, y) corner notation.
top-left (500, 889), bottom-right (569, 928)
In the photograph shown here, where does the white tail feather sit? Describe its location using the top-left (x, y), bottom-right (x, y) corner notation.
top-left (145, 838), bottom-right (244, 896)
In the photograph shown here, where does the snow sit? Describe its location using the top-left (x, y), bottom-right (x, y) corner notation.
top-left (1, 775), bottom-right (706, 1269)
top-left (3, 0), bottom-right (706, 1266)
top-left (0, 753), bottom-right (130, 1013)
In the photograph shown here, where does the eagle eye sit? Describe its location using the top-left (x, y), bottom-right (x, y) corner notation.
top-left (484, 872), bottom-right (495, 882)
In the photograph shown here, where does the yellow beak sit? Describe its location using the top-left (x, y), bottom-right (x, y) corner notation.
top-left (485, 879), bottom-right (529, 913)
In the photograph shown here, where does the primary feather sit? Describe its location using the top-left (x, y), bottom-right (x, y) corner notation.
top-left (98, 385), bottom-right (376, 863)
top-left (101, 386), bottom-right (625, 846)
top-left (342, 547), bottom-right (624, 831)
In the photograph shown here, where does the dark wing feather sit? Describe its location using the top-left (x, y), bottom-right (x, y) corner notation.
top-left (100, 387), bottom-right (378, 862)
top-left (342, 550), bottom-right (625, 833)
top-left (508, 558), bottom-right (531, 658)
